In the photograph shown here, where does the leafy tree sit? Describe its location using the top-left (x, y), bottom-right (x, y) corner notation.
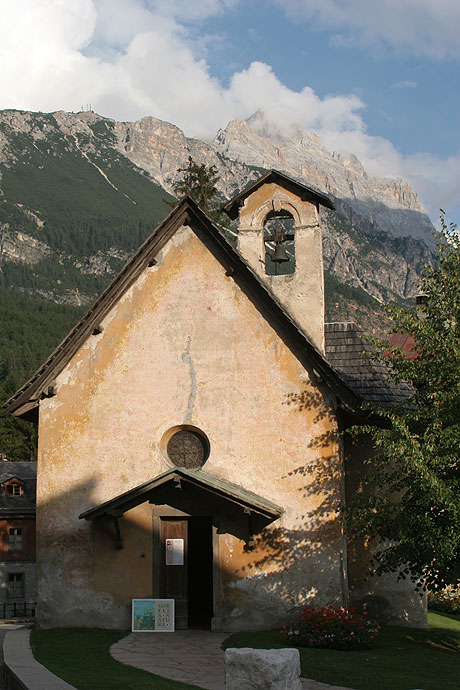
top-left (348, 215), bottom-right (460, 591)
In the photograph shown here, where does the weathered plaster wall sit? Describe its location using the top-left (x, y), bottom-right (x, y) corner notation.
top-left (237, 182), bottom-right (325, 353)
top-left (36, 225), bottom-right (344, 629)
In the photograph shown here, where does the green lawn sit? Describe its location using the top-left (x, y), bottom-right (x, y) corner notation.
top-left (224, 611), bottom-right (460, 690)
top-left (29, 628), bottom-right (204, 690)
top-left (30, 612), bottom-right (460, 690)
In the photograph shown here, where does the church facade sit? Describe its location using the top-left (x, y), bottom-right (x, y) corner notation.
top-left (5, 171), bottom-right (426, 631)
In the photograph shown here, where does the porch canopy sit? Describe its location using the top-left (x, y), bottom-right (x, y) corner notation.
top-left (79, 467), bottom-right (283, 522)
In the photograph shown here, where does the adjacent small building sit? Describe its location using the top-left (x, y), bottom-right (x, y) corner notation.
top-left (0, 461), bottom-right (36, 613)
top-left (4, 171), bottom-right (425, 631)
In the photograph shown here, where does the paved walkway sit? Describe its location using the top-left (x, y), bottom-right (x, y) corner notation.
top-left (0, 623), bottom-right (30, 690)
top-left (3, 627), bottom-right (76, 690)
top-left (110, 630), bottom-right (355, 690)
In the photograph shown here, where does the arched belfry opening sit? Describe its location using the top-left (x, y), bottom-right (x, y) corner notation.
top-left (222, 169), bottom-right (335, 354)
top-left (263, 210), bottom-right (296, 276)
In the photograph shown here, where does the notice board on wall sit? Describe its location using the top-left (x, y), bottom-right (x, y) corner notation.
top-left (165, 538), bottom-right (184, 565)
top-left (132, 599), bottom-right (175, 632)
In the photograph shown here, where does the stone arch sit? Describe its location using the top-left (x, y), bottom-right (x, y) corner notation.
top-left (249, 196), bottom-right (302, 231)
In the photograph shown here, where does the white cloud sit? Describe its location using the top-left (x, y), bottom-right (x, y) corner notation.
top-left (0, 0), bottom-right (458, 218)
top-left (275, 0), bottom-right (460, 59)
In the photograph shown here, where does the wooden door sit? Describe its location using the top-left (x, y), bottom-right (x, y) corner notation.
top-left (160, 519), bottom-right (188, 629)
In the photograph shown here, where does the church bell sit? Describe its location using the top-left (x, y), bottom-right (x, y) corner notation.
top-left (272, 241), bottom-right (290, 264)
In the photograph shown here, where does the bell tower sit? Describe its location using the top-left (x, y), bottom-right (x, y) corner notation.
top-left (223, 170), bottom-right (334, 354)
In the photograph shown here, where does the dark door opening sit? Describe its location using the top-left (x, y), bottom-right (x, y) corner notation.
top-left (187, 516), bottom-right (213, 629)
top-left (160, 516), bottom-right (213, 629)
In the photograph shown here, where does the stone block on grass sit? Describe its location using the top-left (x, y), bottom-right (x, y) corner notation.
top-left (224, 647), bottom-right (302, 690)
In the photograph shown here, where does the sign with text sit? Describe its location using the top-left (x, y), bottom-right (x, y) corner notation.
top-left (132, 599), bottom-right (175, 632)
top-left (165, 538), bottom-right (184, 565)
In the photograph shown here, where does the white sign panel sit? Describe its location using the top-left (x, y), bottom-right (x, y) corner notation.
top-left (165, 538), bottom-right (184, 565)
top-left (132, 599), bottom-right (175, 632)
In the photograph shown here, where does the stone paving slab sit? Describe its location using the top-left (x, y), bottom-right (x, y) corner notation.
top-left (3, 629), bottom-right (77, 690)
top-left (110, 629), bottom-right (356, 690)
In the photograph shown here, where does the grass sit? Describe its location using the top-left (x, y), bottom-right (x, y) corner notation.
top-left (223, 611), bottom-right (460, 690)
top-left (30, 612), bottom-right (460, 690)
top-left (30, 628), bottom-right (203, 690)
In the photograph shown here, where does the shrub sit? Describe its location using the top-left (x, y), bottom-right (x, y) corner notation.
top-left (428, 584), bottom-right (460, 615)
top-left (282, 605), bottom-right (381, 651)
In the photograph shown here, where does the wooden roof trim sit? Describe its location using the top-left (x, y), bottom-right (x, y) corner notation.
top-left (223, 169), bottom-right (335, 220)
top-left (1, 477), bottom-right (25, 485)
top-left (4, 201), bottom-right (190, 416)
top-left (79, 467), bottom-right (283, 520)
top-left (5, 195), bottom-right (361, 417)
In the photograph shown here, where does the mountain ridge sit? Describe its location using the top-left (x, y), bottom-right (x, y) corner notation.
top-left (0, 108), bottom-right (434, 314)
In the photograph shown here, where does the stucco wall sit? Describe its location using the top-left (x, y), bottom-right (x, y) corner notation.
top-left (36, 225), bottom-right (345, 629)
top-left (237, 182), bottom-right (325, 353)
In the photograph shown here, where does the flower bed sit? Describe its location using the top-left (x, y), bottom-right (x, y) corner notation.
top-left (282, 605), bottom-right (380, 651)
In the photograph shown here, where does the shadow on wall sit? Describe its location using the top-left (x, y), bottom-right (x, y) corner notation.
top-left (343, 423), bottom-right (427, 627)
top-left (223, 386), bottom-right (346, 630)
top-left (33, 389), bottom-right (424, 630)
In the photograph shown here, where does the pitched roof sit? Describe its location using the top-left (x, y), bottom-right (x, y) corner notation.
top-left (222, 169), bottom-right (335, 220)
top-left (388, 332), bottom-right (419, 361)
top-left (324, 322), bottom-right (412, 407)
top-left (0, 462), bottom-right (36, 515)
top-left (5, 196), bottom-right (362, 419)
top-left (79, 467), bottom-right (282, 521)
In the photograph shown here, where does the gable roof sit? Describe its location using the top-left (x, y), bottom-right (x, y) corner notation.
top-left (79, 467), bottom-right (283, 521)
top-left (5, 195), bottom-right (363, 420)
top-left (222, 169), bottom-right (335, 220)
top-left (7, 193), bottom-right (408, 421)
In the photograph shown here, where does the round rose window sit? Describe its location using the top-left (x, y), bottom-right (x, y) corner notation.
top-left (166, 429), bottom-right (208, 469)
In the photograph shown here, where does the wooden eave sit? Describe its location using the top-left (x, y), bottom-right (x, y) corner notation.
top-left (1, 477), bottom-right (25, 486)
top-left (5, 195), bottom-right (361, 418)
top-left (223, 169), bottom-right (335, 220)
top-left (79, 467), bottom-right (283, 521)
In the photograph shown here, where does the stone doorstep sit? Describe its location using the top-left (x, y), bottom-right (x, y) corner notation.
top-left (3, 629), bottom-right (76, 690)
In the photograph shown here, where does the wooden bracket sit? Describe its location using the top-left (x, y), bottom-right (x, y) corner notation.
top-left (112, 515), bottom-right (123, 549)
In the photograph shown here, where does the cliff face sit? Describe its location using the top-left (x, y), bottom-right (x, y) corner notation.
top-left (0, 108), bottom-right (435, 314)
top-left (213, 113), bottom-right (433, 244)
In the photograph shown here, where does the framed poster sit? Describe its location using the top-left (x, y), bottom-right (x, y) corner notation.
top-left (132, 598), bottom-right (175, 632)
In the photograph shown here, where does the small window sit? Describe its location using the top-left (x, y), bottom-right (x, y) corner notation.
top-left (7, 573), bottom-right (24, 597)
top-left (167, 430), bottom-right (207, 469)
top-left (8, 528), bottom-right (23, 551)
top-left (5, 482), bottom-right (23, 497)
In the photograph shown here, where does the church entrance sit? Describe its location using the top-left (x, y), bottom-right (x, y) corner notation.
top-left (160, 516), bottom-right (213, 629)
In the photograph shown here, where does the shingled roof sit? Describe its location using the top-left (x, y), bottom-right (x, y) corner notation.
top-left (0, 462), bottom-right (36, 516)
top-left (325, 322), bottom-right (413, 407)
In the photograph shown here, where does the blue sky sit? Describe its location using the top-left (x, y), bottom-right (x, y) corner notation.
top-left (1, 0), bottom-right (459, 222)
